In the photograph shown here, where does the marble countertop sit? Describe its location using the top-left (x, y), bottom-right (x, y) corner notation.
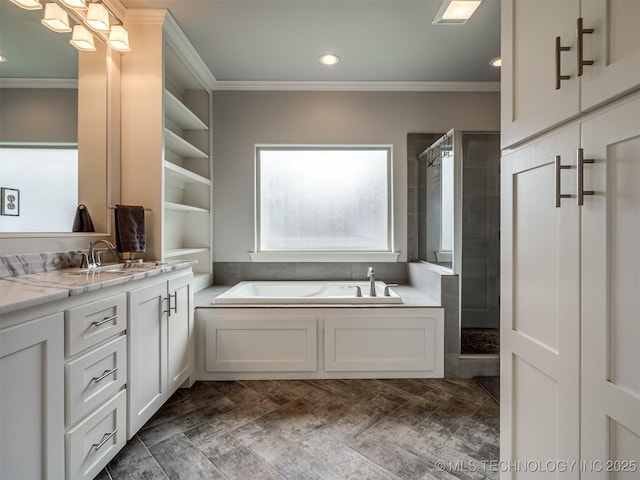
top-left (0, 260), bottom-right (195, 315)
top-left (194, 284), bottom-right (440, 308)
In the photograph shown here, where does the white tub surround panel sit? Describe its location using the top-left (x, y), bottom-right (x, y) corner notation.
top-left (196, 306), bottom-right (444, 380)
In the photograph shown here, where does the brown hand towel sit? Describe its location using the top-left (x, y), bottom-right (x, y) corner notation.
top-left (72, 204), bottom-right (95, 232)
top-left (115, 205), bottom-right (146, 253)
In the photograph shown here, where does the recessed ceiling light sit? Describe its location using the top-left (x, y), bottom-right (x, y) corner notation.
top-left (0, 54), bottom-right (7, 63)
top-left (432, 0), bottom-right (482, 25)
top-left (490, 57), bottom-right (502, 68)
top-left (319, 53), bottom-right (340, 66)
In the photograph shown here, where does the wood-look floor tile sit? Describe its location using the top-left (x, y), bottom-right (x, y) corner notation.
top-left (190, 430), bottom-right (286, 480)
top-left (107, 435), bottom-right (168, 480)
top-left (148, 434), bottom-right (225, 480)
top-left (109, 380), bottom-right (499, 480)
top-left (299, 430), bottom-right (402, 480)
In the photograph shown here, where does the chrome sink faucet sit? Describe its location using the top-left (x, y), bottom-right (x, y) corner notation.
top-left (367, 267), bottom-right (377, 297)
top-left (86, 240), bottom-right (120, 268)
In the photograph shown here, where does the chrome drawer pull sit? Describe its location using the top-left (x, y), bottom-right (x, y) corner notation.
top-left (92, 314), bottom-right (117, 327)
top-left (91, 367), bottom-right (118, 384)
top-left (92, 429), bottom-right (118, 451)
top-left (555, 155), bottom-right (571, 207)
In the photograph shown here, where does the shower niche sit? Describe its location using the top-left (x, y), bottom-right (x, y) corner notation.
top-left (412, 130), bottom-right (500, 357)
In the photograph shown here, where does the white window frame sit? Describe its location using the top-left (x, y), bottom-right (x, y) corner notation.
top-left (251, 144), bottom-right (399, 262)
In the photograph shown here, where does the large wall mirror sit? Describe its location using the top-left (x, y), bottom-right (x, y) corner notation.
top-left (0, 0), bottom-right (114, 237)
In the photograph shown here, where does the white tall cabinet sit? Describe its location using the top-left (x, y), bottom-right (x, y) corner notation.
top-left (121, 10), bottom-right (216, 291)
top-left (501, 0), bottom-right (640, 477)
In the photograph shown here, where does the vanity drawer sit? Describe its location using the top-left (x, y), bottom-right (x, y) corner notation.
top-left (65, 390), bottom-right (126, 480)
top-left (66, 335), bottom-right (127, 426)
top-left (65, 293), bottom-right (127, 357)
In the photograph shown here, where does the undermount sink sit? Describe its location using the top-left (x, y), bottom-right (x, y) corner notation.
top-left (73, 261), bottom-right (167, 274)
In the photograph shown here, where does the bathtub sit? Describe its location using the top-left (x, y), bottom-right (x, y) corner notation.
top-left (212, 280), bottom-right (402, 305)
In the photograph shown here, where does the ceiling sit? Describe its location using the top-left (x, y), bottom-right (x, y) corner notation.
top-left (0, 0), bottom-right (501, 87)
top-left (121, 0), bottom-right (501, 86)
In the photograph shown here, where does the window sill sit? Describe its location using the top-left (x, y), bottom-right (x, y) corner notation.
top-left (249, 251), bottom-right (401, 263)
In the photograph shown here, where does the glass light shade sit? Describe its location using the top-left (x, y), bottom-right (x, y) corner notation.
top-left (60, 0), bottom-right (86, 8)
top-left (9, 0), bottom-right (42, 10)
top-left (70, 25), bottom-right (96, 51)
top-left (41, 3), bottom-right (72, 33)
top-left (86, 3), bottom-right (110, 31)
top-left (108, 25), bottom-right (131, 52)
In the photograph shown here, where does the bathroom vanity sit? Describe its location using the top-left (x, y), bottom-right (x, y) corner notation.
top-left (0, 260), bottom-right (194, 480)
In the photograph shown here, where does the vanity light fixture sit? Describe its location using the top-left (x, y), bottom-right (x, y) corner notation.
top-left (59, 0), bottom-right (86, 8)
top-left (70, 24), bottom-right (96, 51)
top-left (41, 3), bottom-right (72, 33)
top-left (9, 0), bottom-right (42, 10)
top-left (490, 57), bottom-right (501, 68)
top-left (432, 0), bottom-right (482, 25)
top-left (86, 2), bottom-right (110, 31)
top-left (108, 25), bottom-right (130, 52)
top-left (319, 53), bottom-right (340, 66)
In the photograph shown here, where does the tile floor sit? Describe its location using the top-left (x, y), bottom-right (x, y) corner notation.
top-left (98, 378), bottom-right (499, 480)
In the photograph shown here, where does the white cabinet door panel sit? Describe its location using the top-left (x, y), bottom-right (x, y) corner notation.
top-left (580, 95), bottom-right (640, 479)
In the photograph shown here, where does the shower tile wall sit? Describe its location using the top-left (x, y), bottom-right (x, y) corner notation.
top-left (461, 134), bottom-right (500, 330)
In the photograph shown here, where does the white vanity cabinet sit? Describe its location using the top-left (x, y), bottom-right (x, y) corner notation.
top-left (63, 293), bottom-right (128, 480)
top-left (0, 263), bottom-right (194, 479)
top-left (128, 271), bottom-right (194, 437)
top-left (501, 0), bottom-right (640, 148)
top-left (0, 312), bottom-right (65, 480)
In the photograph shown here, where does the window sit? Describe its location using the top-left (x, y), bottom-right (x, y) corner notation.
top-left (254, 145), bottom-right (395, 261)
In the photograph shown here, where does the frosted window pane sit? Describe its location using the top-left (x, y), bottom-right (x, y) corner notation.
top-left (258, 147), bottom-right (391, 251)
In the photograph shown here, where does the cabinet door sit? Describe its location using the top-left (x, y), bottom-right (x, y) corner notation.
top-left (580, 0), bottom-right (640, 111)
top-left (500, 124), bottom-right (581, 479)
top-left (167, 273), bottom-right (193, 393)
top-left (0, 313), bottom-right (65, 480)
top-left (501, 0), bottom-right (580, 148)
top-left (580, 95), bottom-right (640, 478)
top-left (127, 281), bottom-right (167, 438)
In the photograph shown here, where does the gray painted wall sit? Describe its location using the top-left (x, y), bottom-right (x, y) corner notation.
top-left (212, 90), bottom-right (500, 263)
top-left (0, 88), bottom-right (78, 143)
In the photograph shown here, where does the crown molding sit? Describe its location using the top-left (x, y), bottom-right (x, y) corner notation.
top-left (212, 80), bottom-right (500, 92)
top-left (124, 8), bottom-right (167, 25)
top-left (163, 12), bottom-right (216, 89)
top-left (0, 78), bottom-right (78, 89)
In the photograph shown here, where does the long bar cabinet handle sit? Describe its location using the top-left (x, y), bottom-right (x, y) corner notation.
top-left (555, 37), bottom-right (571, 89)
top-left (92, 429), bottom-right (118, 451)
top-left (577, 17), bottom-right (594, 76)
top-left (577, 148), bottom-right (595, 206)
top-left (92, 314), bottom-right (117, 327)
top-left (91, 367), bottom-right (118, 384)
top-left (555, 156), bottom-right (571, 208)
top-left (164, 293), bottom-right (178, 316)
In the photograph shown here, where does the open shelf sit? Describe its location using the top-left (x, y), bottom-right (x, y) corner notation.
top-left (164, 90), bottom-right (208, 131)
top-left (164, 161), bottom-right (212, 187)
top-left (164, 129), bottom-right (208, 159)
top-left (164, 202), bottom-right (209, 214)
top-left (164, 247), bottom-right (210, 258)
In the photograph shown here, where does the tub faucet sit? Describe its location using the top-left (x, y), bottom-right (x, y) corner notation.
top-left (367, 267), bottom-right (377, 297)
